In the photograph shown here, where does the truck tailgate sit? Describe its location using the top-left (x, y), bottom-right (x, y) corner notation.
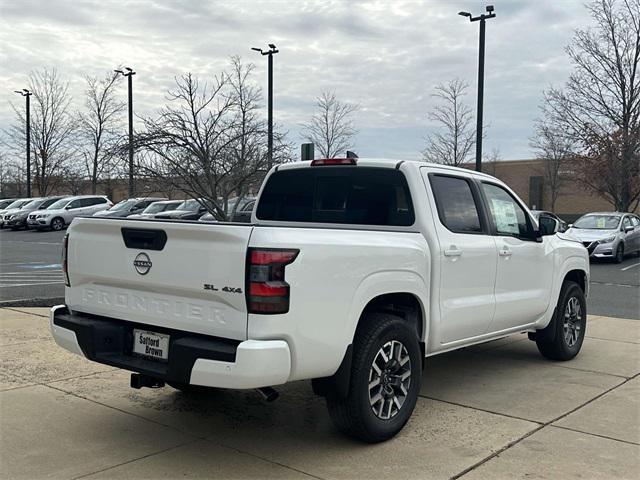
top-left (65, 218), bottom-right (253, 340)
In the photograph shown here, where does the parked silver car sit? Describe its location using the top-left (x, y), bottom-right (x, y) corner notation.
top-left (93, 197), bottom-right (167, 218)
top-left (28, 195), bottom-right (113, 231)
top-left (567, 212), bottom-right (640, 263)
top-left (0, 198), bottom-right (32, 229)
top-left (127, 200), bottom-right (183, 219)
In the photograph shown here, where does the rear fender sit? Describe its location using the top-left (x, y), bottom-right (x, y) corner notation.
top-left (348, 271), bottom-right (429, 344)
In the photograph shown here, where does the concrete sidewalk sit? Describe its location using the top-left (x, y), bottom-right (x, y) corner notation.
top-left (1, 308), bottom-right (638, 479)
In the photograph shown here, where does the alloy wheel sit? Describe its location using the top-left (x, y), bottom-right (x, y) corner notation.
top-left (368, 340), bottom-right (412, 420)
top-left (563, 296), bottom-right (583, 347)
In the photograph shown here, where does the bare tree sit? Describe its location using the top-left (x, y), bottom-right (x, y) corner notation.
top-left (136, 72), bottom-right (235, 218)
top-left (543, 0), bottom-right (640, 211)
top-left (8, 68), bottom-right (76, 196)
top-left (137, 57), bottom-right (289, 219)
top-left (423, 79), bottom-right (476, 166)
top-left (301, 91), bottom-right (359, 158)
top-left (220, 56), bottom-right (277, 213)
top-left (61, 159), bottom-right (86, 195)
top-left (530, 118), bottom-right (577, 212)
top-left (0, 152), bottom-right (26, 197)
top-left (78, 70), bottom-right (125, 194)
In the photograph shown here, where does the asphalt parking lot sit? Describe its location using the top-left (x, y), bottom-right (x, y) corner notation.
top-left (0, 308), bottom-right (638, 479)
top-left (1, 227), bottom-right (638, 318)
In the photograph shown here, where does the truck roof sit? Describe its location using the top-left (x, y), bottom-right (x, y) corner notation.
top-left (275, 157), bottom-right (497, 180)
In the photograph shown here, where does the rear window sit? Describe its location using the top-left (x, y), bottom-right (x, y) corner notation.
top-left (256, 167), bottom-right (415, 226)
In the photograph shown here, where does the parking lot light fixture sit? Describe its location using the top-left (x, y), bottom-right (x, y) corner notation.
top-left (114, 67), bottom-right (136, 196)
top-left (459, 5), bottom-right (496, 172)
top-left (13, 88), bottom-right (32, 197)
top-left (252, 44), bottom-right (279, 167)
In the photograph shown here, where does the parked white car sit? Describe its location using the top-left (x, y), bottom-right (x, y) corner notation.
top-left (51, 158), bottom-right (589, 442)
top-left (567, 212), bottom-right (640, 263)
top-left (29, 195), bottom-right (112, 231)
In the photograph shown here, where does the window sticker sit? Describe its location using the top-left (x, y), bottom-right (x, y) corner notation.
top-left (596, 217), bottom-right (606, 229)
top-left (491, 198), bottom-right (519, 234)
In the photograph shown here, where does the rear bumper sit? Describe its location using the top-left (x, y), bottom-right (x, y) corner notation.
top-left (50, 305), bottom-right (291, 389)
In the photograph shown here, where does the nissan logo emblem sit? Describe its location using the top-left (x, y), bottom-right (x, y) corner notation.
top-left (133, 253), bottom-right (152, 275)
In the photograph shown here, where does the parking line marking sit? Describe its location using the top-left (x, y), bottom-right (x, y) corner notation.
top-left (0, 262), bottom-right (50, 266)
top-left (1, 271), bottom-right (63, 275)
top-left (621, 262), bottom-right (640, 271)
top-left (0, 278), bottom-right (64, 281)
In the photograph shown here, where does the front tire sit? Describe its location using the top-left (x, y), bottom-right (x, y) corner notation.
top-left (326, 312), bottom-right (421, 443)
top-left (50, 217), bottom-right (65, 231)
top-left (535, 281), bottom-right (586, 361)
top-left (614, 244), bottom-right (624, 263)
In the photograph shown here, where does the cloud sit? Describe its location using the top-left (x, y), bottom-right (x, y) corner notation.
top-left (0, 0), bottom-right (591, 161)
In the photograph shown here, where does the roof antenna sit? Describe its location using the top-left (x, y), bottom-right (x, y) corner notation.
top-left (346, 151), bottom-right (358, 159)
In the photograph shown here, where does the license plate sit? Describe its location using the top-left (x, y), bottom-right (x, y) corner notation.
top-left (133, 329), bottom-right (170, 361)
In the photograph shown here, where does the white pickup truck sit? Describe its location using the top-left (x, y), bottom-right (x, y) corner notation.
top-left (51, 158), bottom-right (589, 442)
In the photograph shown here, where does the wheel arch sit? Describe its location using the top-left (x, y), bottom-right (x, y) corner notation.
top-left (564, 268), bottom-right (587, 294)
top-left (312, 281), bottom-right (428, 400)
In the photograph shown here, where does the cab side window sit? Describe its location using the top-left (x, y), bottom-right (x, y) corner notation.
top-left (481, 183), bottom-right (532, 237)
top-left (429, 175), bottom-right (483, 233)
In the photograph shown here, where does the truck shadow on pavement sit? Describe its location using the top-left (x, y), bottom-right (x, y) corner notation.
top-left (2, 311), bottom-right (638, 479)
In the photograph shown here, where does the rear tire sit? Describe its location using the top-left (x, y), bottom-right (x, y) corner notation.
top-left (326, 312), bottom-right (421, 443)
top-left (535, 281), bottom-right (586, 361)
top-left (51, 217), bottom-right (65, 231)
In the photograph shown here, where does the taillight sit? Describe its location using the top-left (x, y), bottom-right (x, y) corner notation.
top-left (62, 233), bottom-right (70, 287)
top-left (310, 158), bottom-right (357, 166)
top-left (246, 248), bottom-right (299, 314)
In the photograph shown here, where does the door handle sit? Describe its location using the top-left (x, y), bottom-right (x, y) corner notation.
top-left (444, 248), bottom-right (462, 257)
top-left (499, 248), bottom-right (512, 257)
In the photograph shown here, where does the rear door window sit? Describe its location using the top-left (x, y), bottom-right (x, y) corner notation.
top-left (429, 175), bottom-right (483, 233)
top-left (256, 167), bottom-right (415, 226)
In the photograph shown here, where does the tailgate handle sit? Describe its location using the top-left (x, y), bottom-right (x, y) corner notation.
top-left (121, 228), bottom-right (167, 251)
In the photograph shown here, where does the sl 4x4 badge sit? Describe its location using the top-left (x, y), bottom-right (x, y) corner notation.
top-left (204, 284), bottom-right (243, 294)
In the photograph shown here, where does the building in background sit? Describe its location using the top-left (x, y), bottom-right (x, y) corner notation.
top-left (471, 159), bottom-right (638, 222)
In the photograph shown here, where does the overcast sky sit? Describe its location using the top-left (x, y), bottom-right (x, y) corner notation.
top-left (0, 0), bottom-right (592, 161)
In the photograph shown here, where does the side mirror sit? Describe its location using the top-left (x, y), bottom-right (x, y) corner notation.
top-left (568, 224), bottom-right (573, 228)
top-left (538, 216), bottom-right (558, 236)
top-left (624, 225), bottom-right (634, 233)
top-left (65, 205), bottom-right (72, 210)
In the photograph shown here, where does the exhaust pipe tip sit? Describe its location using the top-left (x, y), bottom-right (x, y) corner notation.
top-left (256, 386), bottom-right (279, 402)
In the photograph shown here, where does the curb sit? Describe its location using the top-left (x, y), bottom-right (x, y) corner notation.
top-left (0, 297), bottom-right (64, 308)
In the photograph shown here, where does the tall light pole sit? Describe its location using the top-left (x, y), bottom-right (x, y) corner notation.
top-left (252, 44), bottom-right (279, 166)
top-left (115, 67), bottom-right (136, 197)
top-left (459, 5), bottom-right (496, 172)
top-left (14, 89), bottom-right (32, 196)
